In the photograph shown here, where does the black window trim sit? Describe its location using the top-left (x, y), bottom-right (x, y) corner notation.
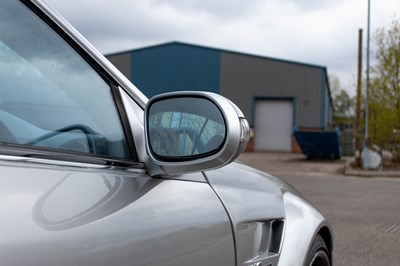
top-left (0, 143), bottom-right (145, 169)
top-left (110, 83), bottom-right (139, 162)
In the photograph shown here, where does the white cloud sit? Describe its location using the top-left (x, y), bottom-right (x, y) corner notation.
top-left (45, 0), bottom-right (400, 94)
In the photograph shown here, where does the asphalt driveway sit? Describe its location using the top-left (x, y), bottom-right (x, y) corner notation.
top-left (238, 152), bottom-right (400, 266)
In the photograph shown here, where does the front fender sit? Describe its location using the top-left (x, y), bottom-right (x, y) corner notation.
top-left (278, 192), bottom-right (333, 266)
top-left (205, 162), bottom-right (333, 266)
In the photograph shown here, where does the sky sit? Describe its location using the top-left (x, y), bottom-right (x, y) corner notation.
top-left (45, 0), bottom-right (399, 96)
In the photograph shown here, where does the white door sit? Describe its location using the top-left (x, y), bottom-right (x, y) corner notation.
top-left (254, 100), bottom-right (293, 151)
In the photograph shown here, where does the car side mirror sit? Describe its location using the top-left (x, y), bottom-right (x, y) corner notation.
top-left (144, 91), bottom-right (249, 176)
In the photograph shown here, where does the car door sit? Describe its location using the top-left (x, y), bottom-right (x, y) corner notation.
top-left (1, 164), bottom-right (235, 265)
top-left (0, 1), bottom-right (234, 265)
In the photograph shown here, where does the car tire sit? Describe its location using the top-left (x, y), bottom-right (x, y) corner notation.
top-left (305, 234), bottom-right (331, 266)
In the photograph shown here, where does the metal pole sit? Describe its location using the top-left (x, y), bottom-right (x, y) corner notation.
top-left (363, 0), bottom-right (371, 169)
top-left (356, 29), bottom-right (363, 165)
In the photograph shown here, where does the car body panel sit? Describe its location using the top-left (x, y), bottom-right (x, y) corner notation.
top-left (0, 1), bottom-right (333, 265)
top-left (0, 159), bottom-right (235, 265)
top-left (206, 162), bottom-right (285, 266)
top-left (278, 192), bottom-right (333, 266)
top-left (206, 161), bottom-right (333, 266)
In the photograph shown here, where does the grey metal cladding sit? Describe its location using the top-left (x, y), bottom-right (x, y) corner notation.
top-left (219, 52), bottom-right (324, 128)
top-left (107, 53), bottom-right (132, 80)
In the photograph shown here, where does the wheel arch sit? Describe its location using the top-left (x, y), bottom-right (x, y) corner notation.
top-left (317, 226), bottom-right (333, 263)
top-left (278, 192), bottom-right (333, 266)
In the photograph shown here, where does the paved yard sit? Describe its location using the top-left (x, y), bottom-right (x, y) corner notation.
top-left (238, 152), bottom-right (400, 266)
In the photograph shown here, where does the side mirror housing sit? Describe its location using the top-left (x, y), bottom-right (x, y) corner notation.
top-left (144, 91), bottom-right (249, 176)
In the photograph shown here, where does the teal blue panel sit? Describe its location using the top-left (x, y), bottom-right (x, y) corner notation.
top-left (130, 43), bottom-right (220, 98)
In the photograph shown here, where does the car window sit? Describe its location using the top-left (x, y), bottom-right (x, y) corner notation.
top-left (0, 0), bottom-right (130, 159)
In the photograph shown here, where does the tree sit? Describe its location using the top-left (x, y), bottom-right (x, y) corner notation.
top-left (369, 18), bottom-right (400, 147)
top-left (329, 74), bottom-right (355, 124)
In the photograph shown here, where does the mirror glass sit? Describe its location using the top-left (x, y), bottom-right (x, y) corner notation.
top-left (148, 97), bottom-right (226, 158)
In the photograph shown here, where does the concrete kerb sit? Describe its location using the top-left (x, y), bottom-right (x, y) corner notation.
top-left (343, 160), bottom-right (400, 178)
top-left (238, 152), bottom-right (400, 178)
top-left (238, 152), bottom-right (347, 176)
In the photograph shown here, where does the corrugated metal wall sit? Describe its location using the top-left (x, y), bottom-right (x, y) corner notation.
top-left (219, 52), bottom-right (326, 128)
top-left (105, 42), bottom-right (333, 130)
top-left (324, 76), bottom-right (333, 127)
top-left (107, 53), bottom-right (131, 80)
top-left (129, 43), bottom-right (220, 98)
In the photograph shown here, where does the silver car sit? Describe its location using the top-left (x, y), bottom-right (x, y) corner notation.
top-left (0, 0), bottom-right (333, 265)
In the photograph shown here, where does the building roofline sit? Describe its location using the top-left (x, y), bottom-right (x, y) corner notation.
top-left (106, 41), bottom-right (333, 110)
top-left (105, 41), bottom-right (328, 70)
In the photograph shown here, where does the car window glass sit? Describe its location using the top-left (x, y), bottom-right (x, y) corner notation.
top-left (0, 1), bottom-right (130, 159)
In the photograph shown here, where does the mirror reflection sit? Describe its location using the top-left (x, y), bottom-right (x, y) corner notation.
top-left (148, 97), bottom-right (226, 158)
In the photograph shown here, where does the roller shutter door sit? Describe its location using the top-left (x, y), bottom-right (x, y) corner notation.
top-left (254, 100), bottom-right (293, 151)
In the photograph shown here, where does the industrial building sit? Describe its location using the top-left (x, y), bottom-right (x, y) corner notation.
top-left (106, 42), bottom-right (333, 152)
